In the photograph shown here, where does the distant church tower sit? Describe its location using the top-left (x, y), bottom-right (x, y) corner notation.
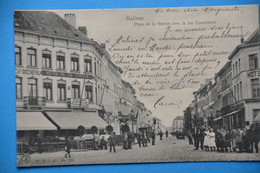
top-left (64, 13), bottom-right (76, 28)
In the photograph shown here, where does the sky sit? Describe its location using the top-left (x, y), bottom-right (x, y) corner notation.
top-left (52, 5), bottom-right (258, 127)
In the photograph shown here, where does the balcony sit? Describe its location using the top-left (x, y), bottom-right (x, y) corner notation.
top-left (23, 96), bottom-right (46, 109)
top-left (221, 102), bottom-right (244, 116)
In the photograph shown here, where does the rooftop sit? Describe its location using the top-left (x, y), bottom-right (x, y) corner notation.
top-left (14, 11), bottom-right (90, 41)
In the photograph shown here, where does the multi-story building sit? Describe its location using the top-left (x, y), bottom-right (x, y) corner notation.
top-left (188, 28), bottom-right (260, 130)
top-left (15, 11), bottom-right (142, 142)
top-left (227, 28), bottom-right (260, 128)
top-left (172, 116), bottom-right (184, 133)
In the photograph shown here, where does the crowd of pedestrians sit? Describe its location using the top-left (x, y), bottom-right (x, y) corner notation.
top-left (189, 123), bottom-right (260, 153)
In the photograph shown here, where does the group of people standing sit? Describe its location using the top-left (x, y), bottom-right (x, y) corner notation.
top-left (189, 124), bottom-right (260, 153)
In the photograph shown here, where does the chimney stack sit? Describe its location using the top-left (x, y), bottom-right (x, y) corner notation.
top-left (64, 13), bottom-right (76, 28)
top-left (78, 26), bottom-right (87, 36)
top-left (100, 43), bottom-right (106, 49)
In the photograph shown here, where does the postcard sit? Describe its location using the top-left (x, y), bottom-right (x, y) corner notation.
top-left (14, 5), bottom-right (260, 167)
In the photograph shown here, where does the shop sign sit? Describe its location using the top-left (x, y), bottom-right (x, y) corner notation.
top-left (247, 70), bottom-right (260, 78)
top-left (16, 68), bottom-right (94, 79)
top-left (68, 98), bottom-right (89, 107)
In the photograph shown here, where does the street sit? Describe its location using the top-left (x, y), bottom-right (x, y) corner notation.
top-left (18, 136), bottom-right (260, 167)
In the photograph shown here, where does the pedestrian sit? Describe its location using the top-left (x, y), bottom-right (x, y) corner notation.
top-left (146, 131), bottom-right (151, 143)
top-left (224, 130), bottom-right (233, 152)
top-left (123, 132), bottom-right (128, 150)
top-left (204, 128), bottom-right (210, 151)
top-left (192, 128), bottom-right (198, 148)
top-left (159, 131), bottom-right (163, 140)
top-left (252, 125), bottom-right (260, 153)
top-left (151, 130), bottom-right (156, 145)
top-left (142, 132), bottom-right (148, 147)
top-left (208, 128), bottom-right (216, 151)
top-left (194, 127), bottom-right (205, 150)
top-left (108, 133), bottom-right (116, 152)
top-left (166, 130), bottom-right (169, 138)
top-left (127, 132), bottom-right (132, 149)
top-left (99, 136), bottom-right (107, 150)
top-left (136, 132), bottom-right (142, 147)
top-left (65, 137), bottom-right (71, 158)
top-left (187, 131), bottom-right (193, 145)
top-left (215, 129), bottom-right (222, 152)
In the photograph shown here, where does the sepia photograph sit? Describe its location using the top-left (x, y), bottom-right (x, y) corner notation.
top-left (14, 5), bottom-right (260, 167)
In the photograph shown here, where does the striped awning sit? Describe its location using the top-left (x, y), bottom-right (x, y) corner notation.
top-left (45, 111), bottom-right (107, 130)
top-left (17, 112), bottom-right (56, 130)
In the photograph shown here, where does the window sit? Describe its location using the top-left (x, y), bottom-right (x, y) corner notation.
top-left (249, 54), bottom-right (258, 70)
top-left (27, 48), bottom-right (36, 67)
top-left (57, 80), bottom-right (66, 101)
top-left (43, 79), bottom-right (52, 101)
top-left (251, 78), bottom-right (260, 98)
top-left (237, 83), bottom-right (239, 101)
top-left (240, 81), bottom-right (242, 100)
top-left (15, 46), bottom-right (22, 65)
top-left (95, 87), bottom-right (98, 104)
top-left (84, 57), bottom-right (92, 72)
top-left (238, 59), bottom-right (241, 73)
top-left (233, 64), bottom-right (235, 77)
top-left (42, 50), bottom-right (51, 68)
top-left (235, 61), bottom-right (238, 76)
top-left (28, 78), bottom-right (37, 98)
top-left (71, 54), bottom-right (79, 71)
top-left (94, 62), bottom-right (97, 75)
top-left (85, 84), bottom-right (93, 102)
top-left (16, 77), bottom-right (22, 99)
top-left (72, 81), bottom-right (80, 98)
top-left (56, 52), bottom-right (65, 70)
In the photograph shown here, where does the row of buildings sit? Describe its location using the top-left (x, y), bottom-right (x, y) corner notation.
top-left (183, 28), bottom-right (260, 132)
top-left (15, 11), bottom-right (157, 142)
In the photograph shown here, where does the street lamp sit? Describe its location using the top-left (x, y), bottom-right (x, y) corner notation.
top-left (209, 106), bottom-right (214, 128)
top-left (130, 109), bottom-right (134, 133)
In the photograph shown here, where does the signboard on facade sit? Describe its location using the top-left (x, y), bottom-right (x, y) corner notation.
top-left (68, 98), bottom-right (89, 108)
top-left (16, 68), bottom-right (94, 79)
top-left (247, 70), bottom-right (260, 78)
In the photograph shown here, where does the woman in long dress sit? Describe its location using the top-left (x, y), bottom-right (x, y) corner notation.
top-left (204, 129), bottom-right (210, 151)
top-left (208, 128), bottom-right (216, 151)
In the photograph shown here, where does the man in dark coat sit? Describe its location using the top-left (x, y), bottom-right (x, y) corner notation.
top-left (151, 130), bottom-right (156, 145)
top-left (159, 131), bottom-right (163, 140)
top-left (194, 127), bottom-right (205, 150)
top-left (127, 132), bottom-right (132, 149)
top-left (166, 130), bottom-right (169, 138)
top-left (252, 125), bottom-right (260, 153)
top-left (108, 133), bottom-right (116, 152)
top-left (65, 137), bottom-right (71, 158)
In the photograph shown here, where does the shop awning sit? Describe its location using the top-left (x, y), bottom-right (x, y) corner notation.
top-left (17, 112), bottom-right (56, 130)
top-left (45, 111), bottom-right (108, 130)
top-left (223, 109), bottom-right (241, 117)
top-left (213, 117), bottom-right (222, 121)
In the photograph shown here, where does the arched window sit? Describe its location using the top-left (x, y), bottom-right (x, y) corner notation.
top-left (71, 53), bottom-right (79, 71)
top-left (84, 55), bottom-right (92, 72)
top-left (56, 51), bottom-right (65, 70)
top-left (15, 46), bottom-right (22, 65)
top-left (16, 77), bottom-right (22, 99)
top-left (72, 81), bottom-right (80, 98)
top-left (57, 80), bottom-right (66, 101)
top-left (42, 49), bottom-right (52, 68)
top-left (27, 48), bottom-right (36, 67)
top-left (43, 78), bottom-right (52, 100)
top-left (85, 82), bottom-right (93, 102)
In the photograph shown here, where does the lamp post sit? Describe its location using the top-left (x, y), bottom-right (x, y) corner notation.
top-left (130, 109), bottom-right (134, 133)
top-left (209, 106), bottom-right (214, 128)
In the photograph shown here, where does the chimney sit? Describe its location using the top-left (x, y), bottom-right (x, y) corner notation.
top-left (78, 26), bottom-right (87, 36)
top-left (64, 13), bottom-right (76, 28)
top-left (100, 43), bottom-right (106, 49)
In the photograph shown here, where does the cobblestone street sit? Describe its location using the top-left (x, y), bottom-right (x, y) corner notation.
top-left (18, 136), bottom-right (260, 167)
